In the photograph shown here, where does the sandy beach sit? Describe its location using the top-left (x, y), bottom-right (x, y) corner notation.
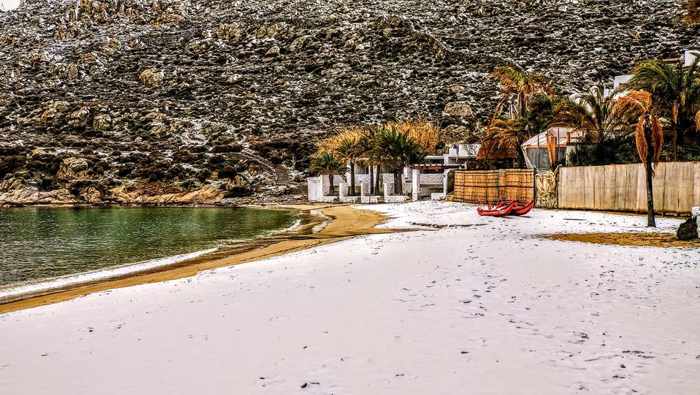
top-left (1, 201), bottom-right (699, 394)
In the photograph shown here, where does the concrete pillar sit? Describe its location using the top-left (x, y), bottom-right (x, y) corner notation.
top-left (360, 182), bottom-right (368, 197)
top-left (338, 182), bottom-right (347, 199)
top-left (442, 170), bottom-right (450, 195)
top-left (411, 169), bottom-right (420, 202)
top-left (693, 207), bottom-right (700, 236)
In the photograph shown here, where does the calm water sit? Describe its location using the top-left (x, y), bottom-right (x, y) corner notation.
top-left (0, 207), bottom-right (296, 287)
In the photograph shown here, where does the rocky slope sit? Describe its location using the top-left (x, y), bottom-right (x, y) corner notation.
top-left (0, 0), bottom-right (698, 205)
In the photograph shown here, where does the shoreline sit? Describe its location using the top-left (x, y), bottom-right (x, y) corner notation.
top-left (0, 204), bottom-right (394, 314)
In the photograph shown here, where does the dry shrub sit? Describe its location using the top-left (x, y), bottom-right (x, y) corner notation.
top-left (139, 68), bottom-right (164, 88)
top-left (385, 120), bottom-right (439, 152)
top-left (317, 126), bottom-right (366, 154)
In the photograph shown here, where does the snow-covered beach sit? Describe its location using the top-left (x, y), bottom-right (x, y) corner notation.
top-left (1, 202), bottom-right (699, 394)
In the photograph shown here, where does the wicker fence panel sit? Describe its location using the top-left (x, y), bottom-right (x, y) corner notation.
top-left (453, 169), bottom-right (535, 205)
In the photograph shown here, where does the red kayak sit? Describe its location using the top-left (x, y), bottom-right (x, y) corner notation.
top-left (477, 201), bottom-right (516, 217)
top-left (511, 200), bottom-right (535, 216)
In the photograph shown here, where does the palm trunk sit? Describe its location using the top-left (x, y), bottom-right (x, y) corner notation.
top-left (644, 122), bottom-right (656, 227)
top-left (349, 161), bottom-right (356, 196)
top-left (394, 170), bottom-right (402, 195)
top-left (328, 174), bottom-right (334, 195)
top-left (375, 165), bottom-right (381, 194)
top-left (516, 139), bottom-right (527, 169)
top-left (671, 119), bottom-right (678, 162)
top-left (369, 165), bottom-right (374, 195)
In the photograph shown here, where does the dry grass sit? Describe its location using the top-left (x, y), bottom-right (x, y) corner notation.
top-left (546, 232), bottom-right (700, 248)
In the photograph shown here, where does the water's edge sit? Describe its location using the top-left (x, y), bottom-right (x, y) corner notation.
top-left (0, 248), bottom-right (219, 304)
top-left (0, 206), bottom-right (313, 304)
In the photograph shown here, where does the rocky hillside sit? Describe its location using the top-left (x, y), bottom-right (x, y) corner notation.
top-left (0, 0), bottom-right (698, 205)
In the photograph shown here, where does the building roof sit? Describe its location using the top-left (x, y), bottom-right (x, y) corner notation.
top-left (521, 127), bottom-right (583, 149)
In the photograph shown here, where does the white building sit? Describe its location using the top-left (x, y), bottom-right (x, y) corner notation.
top-left (307, 143), bottom-right (480, 203)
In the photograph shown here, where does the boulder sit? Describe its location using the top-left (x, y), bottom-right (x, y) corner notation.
top-left (56, 157), bottom-right (91, 181)
top-left (677, 216), bottom-right (698, 241)
top-left (443, 101), bottom-right (474, 118)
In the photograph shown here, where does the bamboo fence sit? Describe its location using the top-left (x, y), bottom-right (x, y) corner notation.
top-left (453, 169), bottom-right (535, 204)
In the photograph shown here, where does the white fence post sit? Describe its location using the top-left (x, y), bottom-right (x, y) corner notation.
top-left (412, 169), bottom-right (420, 201)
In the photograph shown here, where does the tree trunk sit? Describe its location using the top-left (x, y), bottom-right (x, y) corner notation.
top-left (394, 170), bottom-right (402, 195)
top-left (671, 119), bottom-right (678, 162)
top-left (644, 121), bottom-right (656, 227)
top-left (375, 165), bottom-right (381, 194)
top-left (328, 174), bottom-right (334, 195)
top-left (349, 161), bottom-right (356, 196)
top-left (369, 165), bottom-right (374, 195)
top-left (516, 141), bottom-right (527, 169)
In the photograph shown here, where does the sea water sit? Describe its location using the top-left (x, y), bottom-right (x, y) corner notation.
top-left (0, 207), bottom-right (295, 287)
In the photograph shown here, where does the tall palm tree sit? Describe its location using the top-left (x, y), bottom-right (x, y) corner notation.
top-left (614, 90), bottom-right (664, 227)
top-left (374, 127), bottom-right (425, 195)
top-left (310, 152), bottom-right (344, 195)
top-left (554, 84), bottom-right (630, 144)
top-left (628, 57), bottom-right (700, 160)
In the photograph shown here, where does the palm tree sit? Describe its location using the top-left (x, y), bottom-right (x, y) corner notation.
top-left (614, 90), bottom-right (664, 227)
top-left (485, 92), bottom-right (558, 168)
top-left (310, 152), bottom-right (344, 195)
top-left (491, 64), bottom-right (553, 120)
top-left (374, 127), bottom-right (425, 195)
top-left (334, 128), bottom-right (367, 196)
top-left (628, 57), bottom-right (700, 160)
top-left (554, 84), bottom-right (630, 144)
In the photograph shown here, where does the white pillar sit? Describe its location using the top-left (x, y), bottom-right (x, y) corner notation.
top-left (338, 182), bottom-right (347, 199)
top-left (443, 170), bottom-right (450, 195)
top-left (360, 182), bottom-right (368, 197)
top-left (411, 169), bottom-right (420, 202)
top-left (693, 207), bottom-right (700, 236)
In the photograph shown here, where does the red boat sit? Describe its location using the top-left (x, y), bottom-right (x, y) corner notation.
top-left (477, 200), bottom-right (534, 217)
top-left (477, 201), bottom-right (516, 217)
top-left (511, 200), bottom-right (535, 216)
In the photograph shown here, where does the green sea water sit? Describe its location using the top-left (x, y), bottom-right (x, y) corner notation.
top-left (0, 207), bottom-right (296, 287)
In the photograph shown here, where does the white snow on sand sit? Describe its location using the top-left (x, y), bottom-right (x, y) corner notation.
top-left (1, 202), bottom-right (699, 394)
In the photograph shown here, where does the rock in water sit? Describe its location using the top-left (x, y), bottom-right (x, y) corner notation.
top-left (677, 217), bottom-right (698, 241)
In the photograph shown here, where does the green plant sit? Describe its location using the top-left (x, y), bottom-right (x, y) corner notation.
top-left (554, 84), bottom-right (631, 144)
top-left (373, 127), bottom-right (425, 195)
top-left (310, 152), bottom-right (344, 195)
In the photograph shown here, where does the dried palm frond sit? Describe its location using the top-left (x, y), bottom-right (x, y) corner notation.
top-left (546, 132), bottom-right (557, 166)
top-left (634, 117), bottom-right (647, 166)
top-left (652, 116), bottom-right (664, 163)
top-left (696, 110), bottom-right (700, 131)
top-left (612, 90), bottom-right (653, 119)
top-left (635, 115), bottom-right (664, 173)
